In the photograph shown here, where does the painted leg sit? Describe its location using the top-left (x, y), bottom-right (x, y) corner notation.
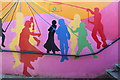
top-left (9, 42), bottom-right (21, 68)
top-left (70, 38), bottom-right (77, 55)
top-left (23, 63), bottom-right (31, 76)
top-left (92, 28), bottom-right (101, 49)
top-left (65, 42), bottom-right (69, 61)
top-left (60, 56), bottom-right (65, 62)
top-left (33, 37), bottom-right (40, 46)
top-left (28, 62), bottom-right (34, 70)
top-left (60, 42), bottom-right (65, 62)
top-left (98, 29), bottom-right (107, 48)
top-left (12, 53), bottom-right (21, 68)
top-left (87, 45), bottom-right (98, 59)
top-left (74, 47), bottom-right (83, 60)
top-left (47, 50), bottom-right (50, 53)
top-left (52, 50), bottom-right (55, 54)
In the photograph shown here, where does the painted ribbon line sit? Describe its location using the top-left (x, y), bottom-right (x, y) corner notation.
top-left (3, 2), bottom-right (17, 23)
top-left (0, 2), bottom-right (14, 17)
top-left (29, 0), bottom-right (78, 37)
top-left (5, 0), bottom-right (19, 32)
top-left (1, 37), bottom-right (120, 57)
top-left (25, 0), bottom-right (51, 26)
top-left (44, 0), bottom-right (87, 10)
top-left (27, 2), bottom-right (41, 33)
top-left (30, 0), bottom-right (59, 20)
top-left (0, 0), bottom-right (14, 12)
top-left (2, 2), bottom-right (17, 20)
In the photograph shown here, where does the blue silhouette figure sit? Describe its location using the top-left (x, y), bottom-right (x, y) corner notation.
top-left (56, 19), bottom-right (70, 62)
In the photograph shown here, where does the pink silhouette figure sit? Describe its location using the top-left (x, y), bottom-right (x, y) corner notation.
top-left (87, 8), bottom-right (107, 49)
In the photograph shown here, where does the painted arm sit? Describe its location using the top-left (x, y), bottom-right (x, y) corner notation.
top-left (69, 28), bottom-right (78, 33)
top-left (88, 20), bottom-right (94, 24)
top-left (87, 9), bottom-right (94, 24)
top-left (31, 32), bottom-right (41, 37)
top-left (32, 23), bottom-right (35, 31)
top-left (0, 22), bottom-right (5, 32)
top-left (56, 27), bottom-right (60, 34)
top-left (48, 26), bottom-right (52, 31)
top-left (87, 9), bottom-right (94, 14)
top-left (2, 28), bottom-right (6, 32)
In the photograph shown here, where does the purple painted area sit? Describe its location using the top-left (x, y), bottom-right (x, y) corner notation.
top-left (1, 2), bottom-right (119, 78)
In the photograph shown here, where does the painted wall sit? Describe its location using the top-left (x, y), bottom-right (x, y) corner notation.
top-left (0, 0), bottom-right (119, 78)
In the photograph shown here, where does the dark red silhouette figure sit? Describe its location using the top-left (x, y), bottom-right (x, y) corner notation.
top-left (19, 18), bottom-right (43, 76)
top-left (87, 8), bottom-right (107, 49)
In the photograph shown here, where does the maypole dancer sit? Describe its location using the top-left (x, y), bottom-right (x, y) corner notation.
top-left (19, 18), bottom-right (43, 76)
top-left (9, 0), bottom-right (25, 68)
top-left (87, 8), bottom-right (108, 49)
top-left (68, 14), bottom-right (81, 55)
top-left (28, 6), bottom-right (41, 46)
top-left (18, 0), bottom-right (44, 76)
top-left (0, 0), bottom-right (17, 48)
top-left (0, 0), bottom-right (14, 12)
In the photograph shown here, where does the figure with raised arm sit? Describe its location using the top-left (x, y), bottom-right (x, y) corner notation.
top-left (56, 19), bottom-right (70, 62)
top-left (87, 8), bottom-right (107, 49)
top-left (70, 22), bottom-right (98, 59)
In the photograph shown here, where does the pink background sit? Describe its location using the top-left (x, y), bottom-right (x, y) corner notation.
top-left (0, 2), bottom-right (119, 78)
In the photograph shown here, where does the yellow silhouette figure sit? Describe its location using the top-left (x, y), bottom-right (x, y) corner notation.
top-left (68, 14), bottom-right (81, 55)
top-left (9, 12), bottom-right (37, 68)
top-left (9, 12), bottom-right (24, 68)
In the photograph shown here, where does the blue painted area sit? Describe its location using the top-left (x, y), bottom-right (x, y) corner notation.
top-left (53, 7), bottom-right (57, 11)
top-left (56, 19), bottom-right (70, 62)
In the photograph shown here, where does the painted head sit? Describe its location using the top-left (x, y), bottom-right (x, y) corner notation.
top-left (80, 22), bottom-right (85, 28)
top-left (24, 21), bottom-right (31, 28)
top-left (74, 14), bottom-right (81, 21)
top-left (30, 17), bottom-right (33, 22)
top-left (52, 20), bottom-right (57, 25)
top-left (94, 8), bottom-right (99, 12)
top-left (58, 19), bottom-right (65, 25)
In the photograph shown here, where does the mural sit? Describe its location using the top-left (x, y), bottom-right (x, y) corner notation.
top-left (44, 20), bottom-right (60, 54)
top-left (87, 8), bottom-right (108, 49)
top-left (0, 19), bottom-right (6, 48)
top-left (0, 0), bottom-right (119, 78)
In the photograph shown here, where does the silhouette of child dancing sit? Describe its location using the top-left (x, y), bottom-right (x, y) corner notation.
top-left (44, 20), bottom-right (60, 54)
top-left (87, 8), bottom-right (107, 49)
top-left (68, 14), bottom-right (81, 55)
top-left (70, 22), bottom-right (98, 59)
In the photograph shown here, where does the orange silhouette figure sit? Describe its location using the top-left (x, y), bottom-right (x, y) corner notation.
top-left (19, 19), bottom-right (43, 76)
top-left (87, 8), bottom-right (107, 49)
